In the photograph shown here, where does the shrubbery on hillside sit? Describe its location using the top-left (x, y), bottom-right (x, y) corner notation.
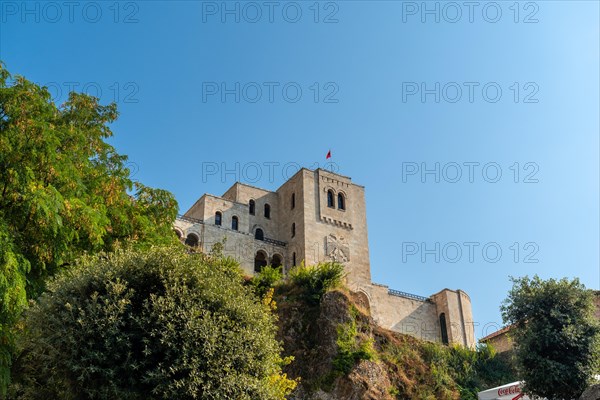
top-left (251, 265), bottom-right (284, 298)
top-left (10, 246), bottom-right (296, 400)
top-left (286, 262), bottom-right (345, 305)
top-left (274, 283), bottom-right (517, 400)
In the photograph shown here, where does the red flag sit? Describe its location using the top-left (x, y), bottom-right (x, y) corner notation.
top-left (326, 150), bottom-right (331, 159)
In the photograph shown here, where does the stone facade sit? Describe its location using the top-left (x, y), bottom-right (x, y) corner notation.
top-left (174, 168), bottom-right (475, 348)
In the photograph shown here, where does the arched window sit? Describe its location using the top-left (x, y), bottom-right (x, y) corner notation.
top-left (291, 223), bottom-right (295, 238)
top-left (291, 193), bottom-right (295, 209)
top-left (439, 313), bottom-right (449, 345)
top-left (264, 204), bottom-right (271, 219)
top-left (231, 216), bottom-right (239, 231)
top-left (185, 233), bottom-right (199, 247)
top-left (271, 254), bottom-right (282, 268)
top-left (254, 251), bottom-right (267, 273)
top-left (249, 200), bottom-right (255, 215)
top-left (327, 190), bottom-right (334, 208)
top-left (255, 228), bottom-right (264, 241)
top-left (292, 252), bottom-right (297, 266)
top-left (174, 229), bottom-right (182, 240)
top-left (215, 211), bottom-right (222, 226)
top-left (337, 193), bottom-right (345, 210)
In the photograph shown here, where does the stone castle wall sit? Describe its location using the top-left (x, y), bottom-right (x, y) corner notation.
top-left (363, 283), bottom-right (441, 342)
top-left (431, 289), bottom-right (475, 347)
top-left (174, 168), bottom-right (475, 348)
top-left (296, 169), bottom-right (372, 289)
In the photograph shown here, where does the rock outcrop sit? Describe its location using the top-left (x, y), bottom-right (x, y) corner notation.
top-left (580, 384), bottom-right (600, 400)
top-left (279, 290), bottom-right (393, 400)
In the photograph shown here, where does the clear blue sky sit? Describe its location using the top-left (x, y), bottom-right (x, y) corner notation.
top-left (2, 0), bottom-right (599, 338)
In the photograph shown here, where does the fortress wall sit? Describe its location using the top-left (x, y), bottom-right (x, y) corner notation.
top-left (176, 168), bottom-right (476, 348)
top-left (364, 284), bottom-right (441, 342)
top-left (201, 195), bottom-right (247, 233)
top-left (184, 195), bottom-right (206, 220)
top-left (174, 219), bottom-right (194, 238)
top-left (274, 171), bottom-right (306, 269)
top-left (196, 222), bottom-right (286, 276)
top-left (221, 183), bottom-right (239, 201)
top-left (297, 169), bottom-right (319, 266)
top-left (301, 169), bottom-right (372, 289)
top-left (227, 184), bottom-right (273, 205)
top-left (233, 187), bottom-right (280, 239)
top-left (431, 289), bottom-right (475, 348)
top-left (458, 290), bottom-right (475, 348)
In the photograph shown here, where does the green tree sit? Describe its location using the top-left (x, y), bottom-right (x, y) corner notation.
top-left (0, 63), bottom-right (178, 392)
top-left (11, 246), bottom-right (296, 400)
top-left (501, 275), bottom-right (600, 399)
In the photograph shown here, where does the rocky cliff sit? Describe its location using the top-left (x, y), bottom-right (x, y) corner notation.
top-left (274, 286), bottom-right (518, 400)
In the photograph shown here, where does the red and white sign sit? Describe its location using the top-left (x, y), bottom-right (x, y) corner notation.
top-left (477, 382), bottom-right (531, 400)
top-left (498, 384), bottom-right (521, 396)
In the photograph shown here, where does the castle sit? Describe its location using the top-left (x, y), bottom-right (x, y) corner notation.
top-left (174, 168), bottom-right (475, 347)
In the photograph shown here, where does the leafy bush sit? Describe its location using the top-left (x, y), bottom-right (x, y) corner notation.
top-left (251, 265), bottom-right (283, 298)
top-left (333, 316), bottom-right (376, 374)
top-left (418, 342), bottom-right (517, 400)
top-left (379, 336), bottom-right (517, 400)
top-left (10, 246), bottom-right (296, 400)
top-left (288, 262), bottom-right (345, 305)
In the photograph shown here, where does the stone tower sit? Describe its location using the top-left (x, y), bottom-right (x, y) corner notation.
top-left (277, 168), bottom-right (371, 289)
top-left (174, 168), bottom-right (475, 348)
